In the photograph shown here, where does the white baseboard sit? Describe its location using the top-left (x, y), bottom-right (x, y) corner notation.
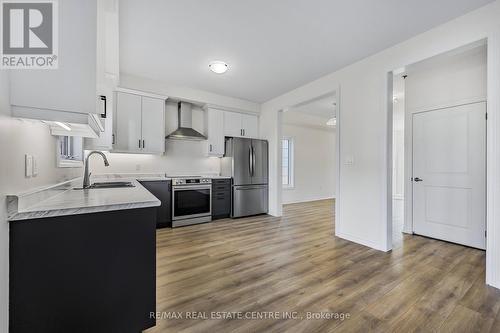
top-left (283, 196), bottom-right (335, 205)
top-left (335, 230), bottom-right (389, 252)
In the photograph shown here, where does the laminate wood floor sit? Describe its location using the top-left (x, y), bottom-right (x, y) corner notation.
top-left (146, 199), bottom-right (500, 333)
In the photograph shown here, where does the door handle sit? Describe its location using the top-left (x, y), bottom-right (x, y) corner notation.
top-left (414, 177), bottom-right (423, 182)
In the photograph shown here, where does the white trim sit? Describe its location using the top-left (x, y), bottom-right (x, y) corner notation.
top-left (486, 30), bottom-right (500, 289)
top-left (115, 87), bottom-right (168, 100)
top-left (381, 72), bottom-right (393, 252)
top-left (204, 103), bottom-right (260, 116)
top-left (334, 85), bottom-right (342, 236)
top-left (335, 231), bottom-right (387, 251)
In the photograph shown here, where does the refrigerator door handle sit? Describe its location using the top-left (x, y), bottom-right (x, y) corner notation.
top-left (249, 146), bottom-right (253, 176)
top-left (252, 145), bottom-right (256, 178)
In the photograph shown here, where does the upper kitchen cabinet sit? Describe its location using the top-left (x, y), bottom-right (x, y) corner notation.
top-left (113, 89), bottom-right (167, 154)
top-left (10, 0), bottom-right (98, 116)
top-left (205, 108), bottom-right (225, 157)
top-left (85, 0), bottom-right (120, 150)
top-left (240, 113), bottom-right (259, 138)
top-left (223, 111), bottom-right (259, 138)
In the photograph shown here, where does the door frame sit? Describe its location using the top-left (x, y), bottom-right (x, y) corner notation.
top-left (277, 86), bottom-right (341, 225)
top-left (385, 36), bottom-right (500, 288)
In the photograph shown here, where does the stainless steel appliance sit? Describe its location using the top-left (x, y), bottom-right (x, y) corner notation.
top-left (165, 102), bottom-right (207, 141)
top-left (171, 177), bottom-right (212, 227)
top-left (221, 137), bottom-right (268, 217)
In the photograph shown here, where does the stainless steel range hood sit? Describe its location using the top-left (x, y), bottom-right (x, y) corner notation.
top-left (166, 102), bottom-right (207, 141)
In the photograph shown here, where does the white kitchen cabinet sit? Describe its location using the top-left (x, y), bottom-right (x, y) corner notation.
top-left (114, 92), bottom-right (143, 153)
top-left (206, 108), bottom-right (225, 156)
top-left (84, 0), bottom-right (120, 151)
top-left (241, 113), bottom-right (259, 138)
top-left (113, 90), bottom-right (166, 154)
top-left (10, 0), bottom-right (98, 115)
top-left (223, 111), bottom-right (259, 138)
top-left (141, 97), bottom-right (166, 154)
top-left (223, 112), bottom-right (243, 137)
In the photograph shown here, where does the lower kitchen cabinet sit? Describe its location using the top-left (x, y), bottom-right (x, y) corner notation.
top-left (139, 180), bottom-right (172, 228)
top-left (212, 178), bottom-right (231, 220)
top-left (9, 208), bottom-right (157, 333)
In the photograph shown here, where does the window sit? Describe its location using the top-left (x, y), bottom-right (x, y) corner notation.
top-left (57, 136), bottom-right (84, 168)
top-left (282, 137), bottom-right (294, 188)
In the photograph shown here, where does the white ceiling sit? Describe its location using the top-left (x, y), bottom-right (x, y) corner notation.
top-left (290, 94), bottom-right (336, 119)
top-left (120, 0), bottom-right (493, 103)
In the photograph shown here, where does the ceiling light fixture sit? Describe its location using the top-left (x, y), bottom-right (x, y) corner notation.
top-left (55, 121), bottom-right (71, 131)
top-left (209, 61), bottom-right (229, 74)
top-left (326, 118), bottom-right (337, 126)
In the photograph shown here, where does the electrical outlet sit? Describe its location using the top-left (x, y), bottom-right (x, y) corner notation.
top-left (25, 154), bottom-right (33, 177)
top-left (32, 155), bottom-right (38, 176)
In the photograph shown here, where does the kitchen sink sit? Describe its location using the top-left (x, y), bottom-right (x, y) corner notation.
top-left (75, 181), bottom-right (135, 189)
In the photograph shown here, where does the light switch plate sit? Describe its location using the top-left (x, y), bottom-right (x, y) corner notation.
top-left (32, 155), bottom-right (38, 176)
top-left (344, 154), bottom-right (354, 166)
top-left (25, 154), bottom-right (33, 177)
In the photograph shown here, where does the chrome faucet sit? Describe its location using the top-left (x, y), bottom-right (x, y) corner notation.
top-left (83, 151), bottom-right (110, 188)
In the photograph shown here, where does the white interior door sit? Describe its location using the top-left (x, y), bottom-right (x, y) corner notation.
top-left (412, 102), bottom-right (486, 249)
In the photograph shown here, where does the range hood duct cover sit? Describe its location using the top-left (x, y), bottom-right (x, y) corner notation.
top-left (166, 102), bottom-right (207, 141)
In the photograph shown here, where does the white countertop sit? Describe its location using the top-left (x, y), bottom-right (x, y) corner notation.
top-left (7, 178), bottom-right (161, 221)
top-left (7, 173), bottom-right (232, 221)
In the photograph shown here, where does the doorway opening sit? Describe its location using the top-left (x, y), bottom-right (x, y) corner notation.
top-left (389, 40), bottom-right (487, 251)
top-left (278, 90), bottom-right (338, 220)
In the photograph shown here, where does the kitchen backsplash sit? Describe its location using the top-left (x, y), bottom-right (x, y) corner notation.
top-left (87, 139), bottom-right (221, 175)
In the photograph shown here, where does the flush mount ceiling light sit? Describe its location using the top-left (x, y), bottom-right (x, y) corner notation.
top-left (209, 61), bottom-right (229, 74)
top-left (326, 118), bottom-right (337, 126)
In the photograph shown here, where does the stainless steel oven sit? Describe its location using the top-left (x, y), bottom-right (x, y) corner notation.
top-left (172, 177), bottom-right (212, 227)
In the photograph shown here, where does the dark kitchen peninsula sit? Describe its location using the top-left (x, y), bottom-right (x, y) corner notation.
top-left (9, 207), bottom-right (157, 333)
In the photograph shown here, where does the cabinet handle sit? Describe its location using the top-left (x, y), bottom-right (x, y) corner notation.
top-left (139, 139), bottom-right (141, 148)
top-left (143, 140), bottom-right (145, 148)
top-left (243, 129), bottom-right (245, 136)
top-left (100, 95), bottom-right (107, 118)
top-left (210, 144), bottom-right (213, 152)
top-left (112, 134), bottom-right (115, 145)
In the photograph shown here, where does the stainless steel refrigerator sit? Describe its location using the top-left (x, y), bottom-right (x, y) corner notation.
top-left (221, 137), bottom-right (268, 218)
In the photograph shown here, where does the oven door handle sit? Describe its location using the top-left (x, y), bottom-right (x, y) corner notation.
top-left (173, 186), bottom-right (212, 191)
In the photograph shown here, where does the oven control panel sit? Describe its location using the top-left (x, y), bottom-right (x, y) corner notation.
top-left (172, 178), bottom-right (212, 186)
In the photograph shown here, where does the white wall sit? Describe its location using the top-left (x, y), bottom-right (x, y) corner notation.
top-left (281, 122), bottom-right (335, 204)
top-left (259, 1), bottom-right (500, 287)
top-left (0, 72), bottom-right (82, 333)
top-left (120, 73), bottom-right (260, 113)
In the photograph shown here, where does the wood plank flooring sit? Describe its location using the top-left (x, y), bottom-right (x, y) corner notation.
top-left (146, 199), bottom-right (500, 333)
